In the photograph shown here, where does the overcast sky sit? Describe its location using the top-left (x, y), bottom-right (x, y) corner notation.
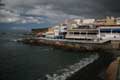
top-left (3, 0), bottom-right (120, 22)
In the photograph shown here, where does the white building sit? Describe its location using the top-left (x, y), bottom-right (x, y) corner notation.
top-left (60, 24), bottom-right (67, 33)
top-left (116, 18), bottom-right (120, 25)
top-left (73, 19), bottom-right (82, 25)
top-left (45, 32), bottom-right (55, 38)
top-left (82, 19), bottom-right (95, 24)
top-left (97, 26), bottom-right (120, 40)
top-left (52, 25), bottom-right (60, 36)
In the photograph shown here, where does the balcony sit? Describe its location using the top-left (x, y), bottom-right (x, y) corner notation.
top-left (65, 34), bottom-right (97, 39)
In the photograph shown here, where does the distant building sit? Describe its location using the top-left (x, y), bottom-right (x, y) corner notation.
top-left (45, 27), bottom-right (55, 38)
top-left (116, 18), bottom-right (120, 25)
top-left (82, 19), bottom-right (95, 25)
top-left (34, 17), bottom-right (120, 41)
top-left (95, 19), bottom-right (106, 26)
top-left (95, 16), bottom-right (116, 26)
top-left (73, 19), bottom-right (82, 25)
top-left (67, 18), bottom-right (95, 30)
top-left (104, 16), bottom-right (116, 25)
top-left (45, 24), bottom-right (67, 39)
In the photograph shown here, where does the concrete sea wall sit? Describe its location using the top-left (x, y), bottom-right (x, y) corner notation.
top-left (20, 38), bottom-right (120, 51)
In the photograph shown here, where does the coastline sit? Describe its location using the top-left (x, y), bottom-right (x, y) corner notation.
top-left (18, 36), bottom-right (119, 80)
top-left (19, 37), bottom-right (120, 52)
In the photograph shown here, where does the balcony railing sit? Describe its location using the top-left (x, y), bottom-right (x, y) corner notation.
top-left (65, 34), bottom-right (97, 39)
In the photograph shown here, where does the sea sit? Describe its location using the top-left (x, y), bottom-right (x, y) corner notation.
top-left (0, 23), bottom-right (99, 80)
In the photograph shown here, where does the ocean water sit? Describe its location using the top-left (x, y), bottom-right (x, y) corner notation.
top-left (0, 23), bottom-right (98, 80)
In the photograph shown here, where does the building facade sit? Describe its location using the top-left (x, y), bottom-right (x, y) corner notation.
top-left (116, 18), bottom-right (120, 25)
top-left (65, 24), bottom-right (98, 40)
top-left (97, 26), bottom-right (120, 40)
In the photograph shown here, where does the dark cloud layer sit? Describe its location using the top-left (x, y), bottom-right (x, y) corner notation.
top-left (4, 0), bottom-right (120, 18)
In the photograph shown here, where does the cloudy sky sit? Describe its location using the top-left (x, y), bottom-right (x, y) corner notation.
top-left (3, 0), bottom-right (120, 22)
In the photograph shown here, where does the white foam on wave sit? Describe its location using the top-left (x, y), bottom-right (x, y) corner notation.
top-left (9, 38), bottom-right (22, 42)
top-left (38, 54), bottom-right (99, 80)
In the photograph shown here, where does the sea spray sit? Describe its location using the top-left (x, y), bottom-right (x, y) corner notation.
top-left (44, 54), bottom-right (99, 80)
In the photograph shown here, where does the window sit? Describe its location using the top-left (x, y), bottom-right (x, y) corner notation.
top-left (69, 32), bottom-right (73, 34)
top-left (74, 32), bottom-right (79, 34)
top-left (81, 33), bottom-right (86, 34)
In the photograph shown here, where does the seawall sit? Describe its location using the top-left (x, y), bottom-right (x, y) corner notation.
top-left (66, 52), bottom-right (115, 80)
top-left (19, 38), bottom-right (120, 52)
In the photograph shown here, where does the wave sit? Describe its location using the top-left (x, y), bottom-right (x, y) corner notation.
top-left (38, 54), bottom-right (99, 80)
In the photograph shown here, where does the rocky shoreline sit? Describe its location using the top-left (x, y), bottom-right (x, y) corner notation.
top-left (19, 37), bottom-right (120, 52)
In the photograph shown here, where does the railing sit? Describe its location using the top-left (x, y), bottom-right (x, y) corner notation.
top-left (65, 34), bottom-right (97, 39)
top-left (35, 37), bottom-right (107, 44)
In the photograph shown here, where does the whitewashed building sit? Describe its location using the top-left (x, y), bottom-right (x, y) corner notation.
top-left (82, 19), bottom-right (95, 24)
top-left (73, 19), bottom-right (82, 25)
top-left (97, 26), bottom-right (120, 40)
top-left (116, 18), bottom-right (120, 25)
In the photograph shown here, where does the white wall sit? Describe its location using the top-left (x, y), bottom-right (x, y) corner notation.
top-left (116, 18), bottom-right (120, 25)
top-left (74, 19), bottom-right (82, 25)
top-left (83, 19), bottom-right (95, 24)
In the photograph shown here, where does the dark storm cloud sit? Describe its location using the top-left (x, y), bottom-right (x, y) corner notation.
top-left (4, 0), bottom-right (120, 17)
top-left (101, 0), bottom-right (120, 14)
